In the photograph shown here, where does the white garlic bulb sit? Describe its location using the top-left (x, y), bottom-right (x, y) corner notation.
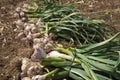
top-left (21, 58), bottom-right (31, 73)
top-left (20, 11), bottom-right (25, 17)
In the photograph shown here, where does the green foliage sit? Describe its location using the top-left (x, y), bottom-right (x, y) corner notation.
top-left (24, 0), bottom-right (117, 45)
top-left (24, 0), bottom-right (120, 80)
top-left (42, 33), bottom-right (120, 80)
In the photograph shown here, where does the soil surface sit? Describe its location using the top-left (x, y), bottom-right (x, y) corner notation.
top-left (0, 0), bottom-right (33, 80)
top-left (0, 0), bottom-right (120, 80)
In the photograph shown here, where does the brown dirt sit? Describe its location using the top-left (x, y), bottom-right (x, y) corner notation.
top-left (0, 0), bottom-right (33, 80)
top-left (0, 0), bottom-right (120, 80)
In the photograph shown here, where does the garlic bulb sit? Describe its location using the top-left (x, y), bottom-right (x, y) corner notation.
top-left (22, 17), bottom-right (28, 22)
top-left (27, 65), bottom-right (43, 77)
top-left (21, 58), bottom-right (31, 73)
top-left (31, 44), bottom-right (46, 61)
top-left (26, 32), bottom-right (33, 41)
top-left (31, 27), bottom-right (37, 33)
top-left (16, 7), bottom-right (21, 13)
top-left (25, 25), bottom-right (32, 32)
top-left (20, 11), bottom-right (25, 17)
top-left (44, 42), bottom-right (53, 52)
top-left (36, 18), bottom-right (45, 28)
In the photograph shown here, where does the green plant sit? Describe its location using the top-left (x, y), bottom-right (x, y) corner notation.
top-left (24, 0), bottom-right (117, 46)
top-left (22, 0), bottom-right (120, 80)
top-left (41, 32), bottom-right (120, 80)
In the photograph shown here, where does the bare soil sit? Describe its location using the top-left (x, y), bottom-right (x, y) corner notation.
top-left (0, 0), bottom-right (33, 80)
top-left (0, 0), bottom-right (120, 80)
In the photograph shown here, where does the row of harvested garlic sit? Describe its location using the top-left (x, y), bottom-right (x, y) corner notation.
top-left (14, 4), bottom-right (55, 80)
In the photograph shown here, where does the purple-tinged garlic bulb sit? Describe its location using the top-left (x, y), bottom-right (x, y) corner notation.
top-left (21, 58), bottom-right (31, 73)
top-left (31, 44), bottom-right (46, 62)
top-left (27, 65), bottom-right (43, 77)
top-left (32, 75), bottom-right (45, 80)
top-left (16, 7), bottom-right (21, 13)
top-left (22, 77), bottom-right (31, 80)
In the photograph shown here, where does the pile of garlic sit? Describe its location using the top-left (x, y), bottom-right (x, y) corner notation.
top-left (14, 4), bottom-right (56, 80)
